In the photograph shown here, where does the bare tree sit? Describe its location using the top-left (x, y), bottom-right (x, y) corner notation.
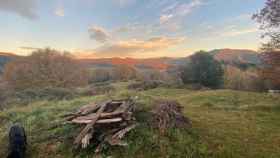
top-left (253, 0), bottom-right (280, 89)
top-left (3, 48), bottom-right (89, 90)
top-left (253, 0), bottom-right (280, 51)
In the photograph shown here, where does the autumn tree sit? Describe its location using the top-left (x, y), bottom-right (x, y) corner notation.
top-left (89, 68), bottom-right (112, 83)
top-left (181, 51), bottom-right (224, 88)
top-left (259, 51), bottom-right (280, 89)
top-left (3, 48), bottom-right (89, 90)
top-left (112, 64), bottom-right (137, 81)
top-left (253, 0), bottom-right (280, 89)
top-left (224, 66), bottom-right (265, 91)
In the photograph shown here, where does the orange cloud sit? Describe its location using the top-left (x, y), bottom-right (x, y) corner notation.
top-left (79, 36), bottom-right (185, 58)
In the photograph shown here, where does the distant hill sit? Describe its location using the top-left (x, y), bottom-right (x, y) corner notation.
top-left (209, 49), bottom-right (261, 65)
top-left (78, 49), bottom-right (261, 71)
top-left (0, 49), bottom-right (261, 73)
top-left (79, 57), bottom-right (175, 71)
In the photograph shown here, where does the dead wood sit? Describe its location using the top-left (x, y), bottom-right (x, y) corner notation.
top-left (151, 99), bottom-right (191, 135)
top-left (74, 100), bottom-right (109, 146)
top-left (63, 98), bottom-right (137, 152)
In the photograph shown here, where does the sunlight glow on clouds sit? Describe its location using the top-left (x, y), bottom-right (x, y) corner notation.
top-left (0, 0), bottom-right (265, 57)
top-left (80, 36), bottom-right (185, 58)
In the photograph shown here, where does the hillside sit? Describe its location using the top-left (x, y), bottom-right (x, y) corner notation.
top-left (0, 49), bottom-right (261, 73)
top-left (79, 57), bottom-right (174, 70)
top-left (78, 49), bottom-right (261, 71)
top-left (0, 82), bottom-right (279, 158)
top-left (0, 52), bottom-right (16, 73)
top-left (210, 49), bottom-right (260, 65)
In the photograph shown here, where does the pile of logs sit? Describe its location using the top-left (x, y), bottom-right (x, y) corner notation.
top-left (64, 98), bottom-right (137, 152)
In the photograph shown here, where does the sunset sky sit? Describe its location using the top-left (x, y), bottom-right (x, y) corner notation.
top-left (0, 0), bottom-right (266, 58)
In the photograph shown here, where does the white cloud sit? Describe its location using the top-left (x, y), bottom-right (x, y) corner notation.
top-left (0, 0), bottom-right (38, 19)
top-left (175, 0), bottom-right (204, 16)
top-left (54, 7), bottom-right (64, 17)
top-left (160, 14), bottom-right (174, 24)
top-left (222, 28), bottom-right (259, 37)
top-left (163, 0), bottom-right (204, 18)
top-left (88, 26), bottom-right (111, 43)
top-left (159, 0), bottom-right (204, 30)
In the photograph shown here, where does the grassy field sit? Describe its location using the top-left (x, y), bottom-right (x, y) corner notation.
top-left (0, 82), bottom-right (280, 158)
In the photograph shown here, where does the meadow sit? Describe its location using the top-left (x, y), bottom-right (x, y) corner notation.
top-left (0, 82), bottom-right (280, 158)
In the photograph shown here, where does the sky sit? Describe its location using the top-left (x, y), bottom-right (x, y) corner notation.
top-left (0, 0), bottom-right (266, 58)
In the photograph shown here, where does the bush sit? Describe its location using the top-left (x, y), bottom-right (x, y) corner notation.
top-left (3, 48), bottom-right (89, 90)
top-left (112, 65), bottom-right (137, 81)
top-left (259, 51), bottom-right (280, 89)
top-left (181, 51), bottom-right (224, 88)
top-left (140, 70), bottom-right (165, 81)
top-left (224, 66), bottom-right (265, 91)
top-left (89, 68), bottom-right (112, 83)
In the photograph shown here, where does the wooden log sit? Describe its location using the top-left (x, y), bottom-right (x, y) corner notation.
top-left (74, 100), bottom-right (110, 146)
top-left (63, 103), bottom-right (100, 120)
top-left (73, 111), bottom-right (125, 120)
top-left (78, 103), bottom-right (100, 115)
top-left (105, 124), bottom-right (136, 146)
top-left (112, 124), bottom-right (137, 139)
top-left (81, 133), bottom-right (92, 148)
top-left (69, 100), bottom-right (135, 122)
top-left (72, 118), bottom-right (123, 124)
top-left (97, 118), bottom-right (122, 124)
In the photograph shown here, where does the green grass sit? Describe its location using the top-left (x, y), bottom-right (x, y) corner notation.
top-left (1, 82), bottom-right (280, 158)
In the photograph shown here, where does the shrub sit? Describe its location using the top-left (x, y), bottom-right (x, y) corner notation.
top-left (259, 51), bottom-right (280, 89)
top-left (224, 66), bottom-right (265, 91)
top-left (181, 51), bottom-right (224, 88)
top-left (141, 70), bottom-right (165, 81)
top-left (89, 68), bottom-right (112, 83)
top-left (112, 65), bottom-right (137, 81)
top-left (3, 48), bottom-right (89, 90)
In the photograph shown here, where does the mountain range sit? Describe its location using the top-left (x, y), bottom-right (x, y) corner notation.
top-left (79, 49), bottom-right (260, 70)
top-left (0, 49), bottom-right (260, 73)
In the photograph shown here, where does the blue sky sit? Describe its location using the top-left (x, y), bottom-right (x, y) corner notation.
top-left (0, 0), bottom-right (266, 58)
